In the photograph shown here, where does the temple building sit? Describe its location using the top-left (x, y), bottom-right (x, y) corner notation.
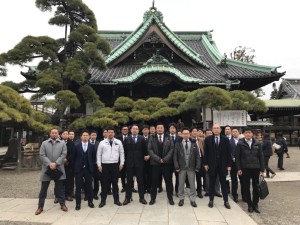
top-left (89, 4), bottom-right (284, 104)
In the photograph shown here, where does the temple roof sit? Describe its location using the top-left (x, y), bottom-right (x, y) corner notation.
top-left (90, 5), bottom-right (284, 91)
top-left (276, 78), bottom-right (300, 99)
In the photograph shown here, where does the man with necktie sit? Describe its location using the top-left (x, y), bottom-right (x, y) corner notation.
top-left (73, 130), bottom-right (95, 210)
top-left (122, 125), bottom-right (148, 205)
top-left (142, 125), bottom-right (151, 193)
top-left (229, 127), bottom-right (240, 202)
top-left (148, 122), bottom-right (174, 205)
top-left (89, 130), bottom-right (101, 200)
top-left (204, 124), bottom-right (232, 209)
top-left (174, 127), bottom-right (201, 207)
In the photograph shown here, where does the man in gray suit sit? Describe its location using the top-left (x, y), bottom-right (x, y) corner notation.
top-left (174, 127), bottom-right (201, 207)
top-left (35, 128), bottom-right (68, 215)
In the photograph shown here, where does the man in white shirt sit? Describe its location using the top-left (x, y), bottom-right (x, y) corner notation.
top-left (97, 127), bottom-right (125, 208)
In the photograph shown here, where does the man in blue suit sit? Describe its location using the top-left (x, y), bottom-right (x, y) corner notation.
top-left (229, 128), bottom-right (240, 202)
top-left (73, 129), bottom-right (95, 210)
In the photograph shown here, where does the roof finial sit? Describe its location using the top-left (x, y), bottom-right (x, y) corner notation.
top-left (152, 0), bottom-right (155, 8)
top-left (150, 0), bottom-right (157, 12)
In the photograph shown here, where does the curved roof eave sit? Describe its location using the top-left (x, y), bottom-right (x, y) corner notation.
top-left (201, 34), bottom-right (279, 73)
top-left (112, 65), bottom-right (204, 84)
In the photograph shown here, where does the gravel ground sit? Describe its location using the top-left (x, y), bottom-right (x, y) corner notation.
top-left (0, 147), bottom-right (299, 225)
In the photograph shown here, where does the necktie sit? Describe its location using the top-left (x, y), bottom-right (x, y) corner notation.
top-left (185, 140), bottom-right (188, 150)
top-left (109, 140), bottom-right (113, 146)
top-left (133, 136), bottom-right (137, 143)
top-left (247, 140), bottom-right (251, 148)
top-left (145, 136), bottom-right (147, 141)
top-left (84, 144), bottom-right (87, 152)
top-left (159, 135), bottom-right (162, 144)
top-left (91, 141), bottom-right (95, 145)
top-left (215, 136), bottom-right (219, 146)
top-left (172, 135), bottom-right (175, 142)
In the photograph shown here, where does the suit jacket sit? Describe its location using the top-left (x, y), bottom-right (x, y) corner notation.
top-left (229, 138), bottom-right (238, 160)
top-left (65, 139), bottom-right (75, 167)
top-left (73, 142), bottom-right (94, 174)
top-left (123, 135), bottom-right (147, 167)
top-left (39, 138), bottom-right (67, 181)
top-left (173, 139), bottom-right (201, 171)
top-left (203, 135), bottom-right (231, 176)
top-left (148, 134), bottom-right (174, 165)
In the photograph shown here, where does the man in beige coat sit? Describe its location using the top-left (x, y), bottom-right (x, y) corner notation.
top-left (35, 128), bottom-right (68, 215)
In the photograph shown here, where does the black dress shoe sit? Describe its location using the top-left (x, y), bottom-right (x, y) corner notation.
top-left (139, 199), bottom-right (147, 205)
top-left (123, 199), bottom-right (131, 205)
top-left (204, 192), bottom-right (209, 196)
top-left (99, 202), bottom-right (106, 208)
top-left (208, 201), bottom-right (213, 208)
top-left (197, 193), bottom-right (203, 198)
top-left (108, 190), bottom-right (112, 195)
top-left (233, 197), bottom-right (238, 203)
top-left (132, 188), bottom-right (138, 193)
top-left (248, 206), bottom-right (253, 213)
top-left (121, 188), bottom-right (126, 193)
top-left (158, 187), bottom-right (163, 193)
top-left (215, 193), bottom-right (222, 197)
top-left (75, 204), bottom-right (81, 210)
top-left (114, 200), bottom-right (122, 206)
top-left (253, 206), bottom-right (260, 213)
top-left (178, 199), bottom-right (184, 206)
top-left (279, 168), bottom-right (285, 170)
top-left (224, 201), bottom-right (231, 209)
top-left (94, 195), bottom-right (99, 200)
top-left (169, 199), bottom-right (175, 205)
top-left (84, 196), bottom-right (88, 201)
top-left (191, 201), bottom-right (197, 207)
top-left (54, 198), bottom-right (58, 204)
top-left (149, 199), bottom-right (155, 205)
top-left (88, 202), bottom-right (95, 208)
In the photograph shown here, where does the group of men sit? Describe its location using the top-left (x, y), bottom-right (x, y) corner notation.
top-left (35, 122), bottom-right (265, 215)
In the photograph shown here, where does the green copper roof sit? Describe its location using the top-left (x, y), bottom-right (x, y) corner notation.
top-left (105, 8), bottom-right (209, 68)
top-left (201, 34), bottom-right (278, 73)
top-left (264, 99), bottom-right (300, 108)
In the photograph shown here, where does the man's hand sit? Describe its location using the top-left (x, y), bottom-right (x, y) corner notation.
top-left (144, 155), bottom-right (150, 161)
top-left (160, 159), bottom-right (164, 164)
top-left (64, 159), bottom-right (69, 166)
top-left (176, 169), bottom-right (180, 172)
top-left (227, 167), bottom-right (231, 172)
top-left (238, 170), bottom-right (242, 176)
top-left (119, 164), bottom-right (124, 171)
top-left (260, 172), bottom-right (264, 176)
top-left (49, 162), bottom-right (56, 170)
top-left (204, 165), bottom-right (209, 172)
top-left (98, 166), bottom-right (102, 173)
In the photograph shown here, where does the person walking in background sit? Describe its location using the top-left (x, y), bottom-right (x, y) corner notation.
top-left (174, 127), bottom-right (201, 207)
top-left (275, 133), bottom-right (288, 170)
top-left (236, 127), bottom-right (265, 213)
top-left (35, 128), bottom-right (68, 215)
top-left (262, 134), bottom-right (276, 178)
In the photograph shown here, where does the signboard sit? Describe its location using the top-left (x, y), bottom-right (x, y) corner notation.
top-left (213, 110), bottom-right (247, 127)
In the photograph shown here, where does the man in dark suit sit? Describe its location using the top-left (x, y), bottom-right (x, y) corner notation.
top-left (61, 130), bottom-right (75, 202)
top-left (89, 130), bottom-right (100, 200)
top-left (73, 130), bottom-right (95, 210)
top-left (228, 128), bottom-right (240, 202)
top-left (142, 125), bottom-right (151, 193)
top-left (122, 124), bottom-right (148, 205)
top-left (203, 124), bottom-right (231, 209)
top-left (148, 122), bottom-right (174, 205)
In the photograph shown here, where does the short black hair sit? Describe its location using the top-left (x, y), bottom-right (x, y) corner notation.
top-left (156, 122), bottom-right (164, 128)
top-left (224, 125), bottom-right (231, 129)
top-left (142, 124), bottom-right (150, 129)
top-left (121, 124), bottom-right (128, 129)
top-left (242, 126), bottom-right (253, 133)
top-left (90, 130), bottom-right (97, 135)
top-left (60, 129), bottom-right (69, 135)
top-left (80, 129), bottom-right (89, 136)
top-left (190, 127), bottom-right (198, 132)
top-left (204, 128), bottom-right (212, 133)
top-left (168, 123), bottom-right (177, 130)
top-left (182, 127), bottom-right (190, 132)
top-left (106, 126), bottom-right (115, 132)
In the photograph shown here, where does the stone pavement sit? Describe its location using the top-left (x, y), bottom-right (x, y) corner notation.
top-left (0, 192), bottom-right (257, 225)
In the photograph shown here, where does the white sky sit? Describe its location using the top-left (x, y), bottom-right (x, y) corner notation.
top-left (0, 0), bottom-right (299, 99)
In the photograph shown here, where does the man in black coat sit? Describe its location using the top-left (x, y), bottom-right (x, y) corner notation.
top-left (148, 122), bottom-right (175, 205)
top-left (122, 124), bottom-right (148, 205)
top-left (89, 130), bottom-right (100, 200)
top-left (73, 130), bottom-right (95, 210)
top-left (229, 128), bottom-right (240, 202)
top-left (142, 125), bottom-right (151, 193)
top-left (203, 124), bottom-right (231, 209)
top-left (236, 127), bottom-right (265, 213)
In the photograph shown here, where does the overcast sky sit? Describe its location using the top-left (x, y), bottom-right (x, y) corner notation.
top-left (0, 0), bottom-right (299, 99)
